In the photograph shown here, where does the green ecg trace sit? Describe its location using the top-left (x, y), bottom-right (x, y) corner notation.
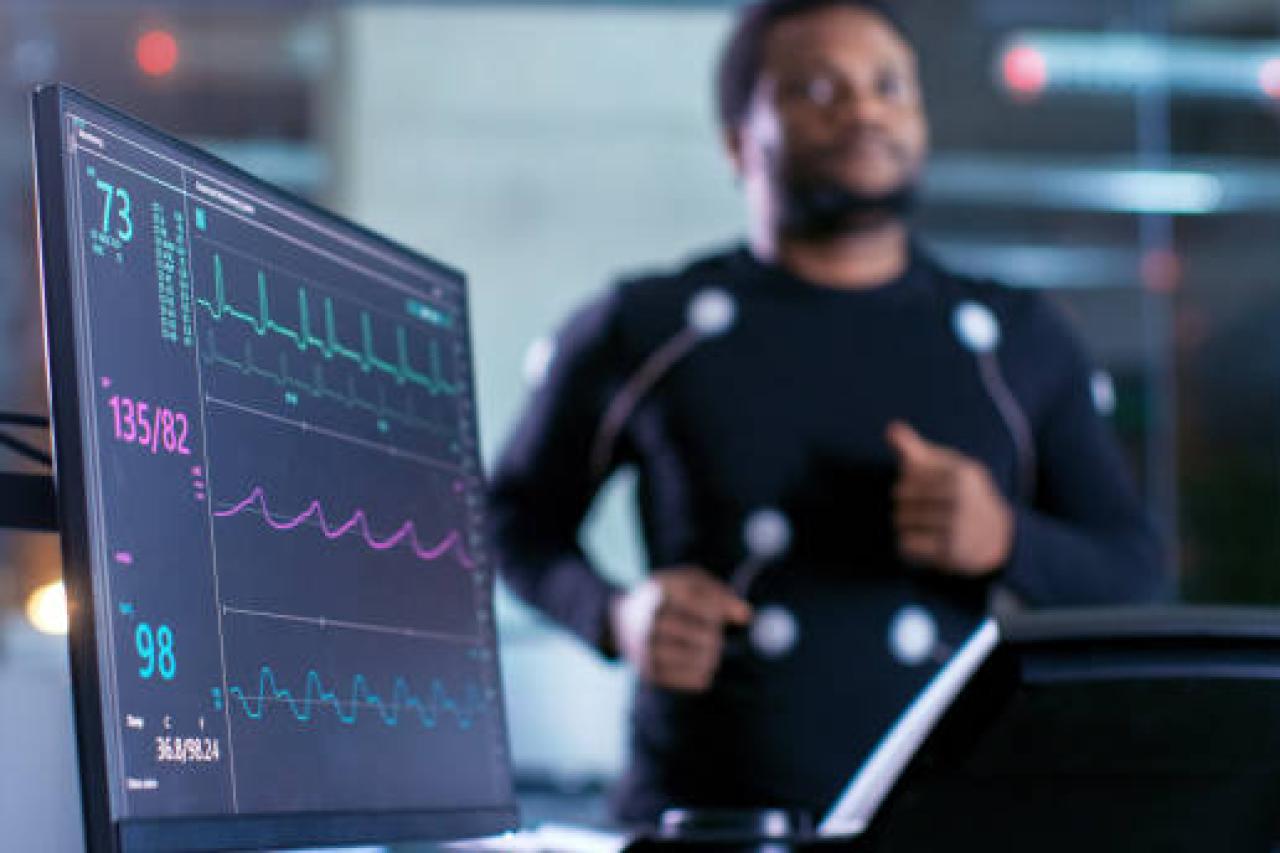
top-left (202, 331), bottom-right (451, 435)
top-left (197, 253), bottom-right (458, 397)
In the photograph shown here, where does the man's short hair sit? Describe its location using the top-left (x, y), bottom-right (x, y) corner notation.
top-left (715, 0), bottom-right (913, 131)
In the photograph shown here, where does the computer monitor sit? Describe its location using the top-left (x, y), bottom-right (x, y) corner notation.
top-left (32, 85), bottom-right (517, 852)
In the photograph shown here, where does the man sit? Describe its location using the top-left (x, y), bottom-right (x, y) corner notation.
top-left (488, 0), bottom-right (1168, 824)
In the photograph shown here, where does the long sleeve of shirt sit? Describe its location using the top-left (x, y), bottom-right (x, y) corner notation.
top-left (1000, 299), bottom-right (1171, 606)
top-left (487, 291), bottom-right (627, 654)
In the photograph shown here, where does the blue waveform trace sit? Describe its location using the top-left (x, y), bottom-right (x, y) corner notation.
top-left (224, 666), bottom-right (487, 730)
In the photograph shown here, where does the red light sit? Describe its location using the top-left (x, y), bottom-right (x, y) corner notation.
top-left (1259, 57), bottom-right (1280, 100)
top-left (135, 29), bottom-right (179, 78)
top-left (1001, 44), bottom-right (1048, 100)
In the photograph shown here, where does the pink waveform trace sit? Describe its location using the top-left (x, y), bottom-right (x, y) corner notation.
top-left (214, 486), bottom-right (475, 569)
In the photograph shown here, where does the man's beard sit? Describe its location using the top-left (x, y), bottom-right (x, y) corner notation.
top-left (778, 177), bottom-right (918, 240)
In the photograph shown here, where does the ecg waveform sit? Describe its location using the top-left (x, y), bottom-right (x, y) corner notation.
top-left (217, 666), bottom-right (486, 729)
top-left (197, 252), bottom-right (458, 396)
top-left (202, 330), bottom-right (449, 434)
top-left (214, 486), bottom-right (476, 569)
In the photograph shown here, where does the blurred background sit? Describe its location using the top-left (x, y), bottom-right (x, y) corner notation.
top-left (2, 0), bottom-right (1280, 849)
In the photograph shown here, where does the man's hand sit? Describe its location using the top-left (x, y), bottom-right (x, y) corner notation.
top-left (609, 567), bottom-right (752, 693)
top-left (887, 421), bottom-right (1014, 577)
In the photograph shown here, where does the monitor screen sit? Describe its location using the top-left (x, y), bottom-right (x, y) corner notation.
top-left (32, 85), bottom-right (517, 852)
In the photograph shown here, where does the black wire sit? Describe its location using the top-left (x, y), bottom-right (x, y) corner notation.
top-left (0, 430), bottom-right (53, 467)
top-left (0, 411), bottom-right (50, 428)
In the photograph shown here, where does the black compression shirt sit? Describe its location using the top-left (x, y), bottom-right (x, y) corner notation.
top-left (487, 244), bottom-right (1169, 822)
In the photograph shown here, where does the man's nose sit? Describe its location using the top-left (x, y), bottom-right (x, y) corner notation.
top-left (828, 80), bottom-right (891, 128)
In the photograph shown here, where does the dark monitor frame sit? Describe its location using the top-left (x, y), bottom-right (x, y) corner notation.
top-left (31, 83), bottom-right (519, 852)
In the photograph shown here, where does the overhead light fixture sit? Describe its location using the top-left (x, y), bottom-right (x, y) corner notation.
top-left (998, 33), bottom-right (1280, 103)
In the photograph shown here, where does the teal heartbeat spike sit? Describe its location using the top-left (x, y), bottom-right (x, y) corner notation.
top-left (194, 251), bottom-right (458, 396)
top-left (256, 271), bottom-right (269, 335)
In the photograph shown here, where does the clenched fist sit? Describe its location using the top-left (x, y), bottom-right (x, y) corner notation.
top-left (887, 421), bottom-right (1014, 577)
top-left (608, 567), bottom-right (752, 693)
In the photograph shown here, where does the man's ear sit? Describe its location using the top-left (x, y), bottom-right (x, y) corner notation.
top-left (723, 126), bottom-right (747, 178)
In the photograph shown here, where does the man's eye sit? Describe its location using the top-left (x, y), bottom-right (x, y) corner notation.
top-left (778, 75), bottom-right (839, 106)
top-left (804, 76), bottom-right (838, 105)
top-left (878, 71), bottom-right (912, 101)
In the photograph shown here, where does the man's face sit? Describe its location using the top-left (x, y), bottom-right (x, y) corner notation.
top-left (730, 5), bottom-right (929, 232)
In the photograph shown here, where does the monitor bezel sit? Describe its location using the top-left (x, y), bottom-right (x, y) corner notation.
top-left (31, 83), bottom-right (518, 853)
